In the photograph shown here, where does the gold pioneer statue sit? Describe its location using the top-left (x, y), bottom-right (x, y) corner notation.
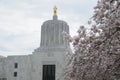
top-left (54, 6), bottom-right (57, 15)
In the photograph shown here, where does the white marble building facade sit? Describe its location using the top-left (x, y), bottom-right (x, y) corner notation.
top-left (0, 14), bottom-right (71, 80)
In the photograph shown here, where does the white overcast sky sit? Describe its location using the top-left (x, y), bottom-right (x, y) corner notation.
top-left (0, 0), bottom-right (98, 56)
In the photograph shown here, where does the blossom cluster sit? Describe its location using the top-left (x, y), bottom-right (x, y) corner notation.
top-left (64, 0), bottom-right (120, 80)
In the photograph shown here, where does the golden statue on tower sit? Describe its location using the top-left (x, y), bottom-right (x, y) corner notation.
top-left (53, 6), bottom-right (57, 15)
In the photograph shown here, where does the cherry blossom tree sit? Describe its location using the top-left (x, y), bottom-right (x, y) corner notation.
top-left (64, 0), bottom-right (120, 80)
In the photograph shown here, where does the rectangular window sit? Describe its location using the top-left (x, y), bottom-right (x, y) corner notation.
top-left (14, 72), bottom-right (17, 77)
top-left (14, 63), bottom-right (18, 68)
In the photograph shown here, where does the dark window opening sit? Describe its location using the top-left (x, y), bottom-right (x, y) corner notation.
top-left (14, 63), bottom-right (18, 68)
top-left (43, 65), bottom-right (55, 80)
top-left (14, 72), bottom-right (17, 77)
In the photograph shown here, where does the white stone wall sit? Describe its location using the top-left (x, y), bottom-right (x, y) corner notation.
top-left (5, 55), bottom-right (32, 80)
top-left (0, 57), bottom-right (6, 79)
top-left (32, 47), bottom-right (70, 80)
top-left (0, 47), bottom-right (70, 80)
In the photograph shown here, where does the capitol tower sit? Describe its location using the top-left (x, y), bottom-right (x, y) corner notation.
top-left (0, 6), bottom-right (71, 80)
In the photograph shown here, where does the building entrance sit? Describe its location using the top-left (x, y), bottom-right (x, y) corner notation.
top-left (43, 65), bottom-right (55, 80)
